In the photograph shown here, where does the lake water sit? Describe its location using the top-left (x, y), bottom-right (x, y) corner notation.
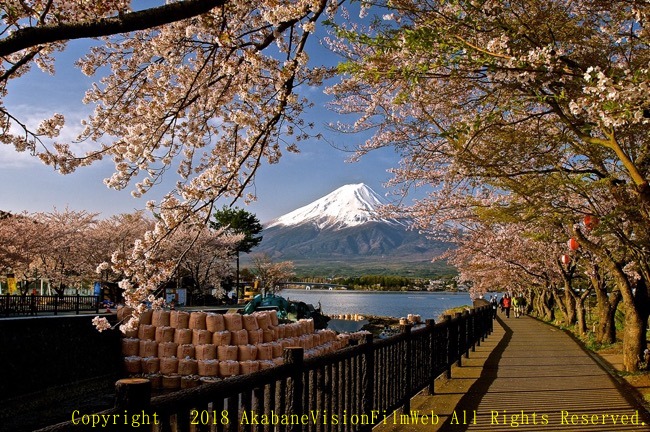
top-left (278, 289), bottom-right (473, 321)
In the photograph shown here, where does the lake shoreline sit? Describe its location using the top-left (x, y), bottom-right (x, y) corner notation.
top-left (280, 289), bottom-right (473, 321)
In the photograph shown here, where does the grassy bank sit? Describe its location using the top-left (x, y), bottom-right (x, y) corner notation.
top-left (288, 258), bottom-right (457, 279)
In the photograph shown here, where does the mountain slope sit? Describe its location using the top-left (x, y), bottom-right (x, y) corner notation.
top-left (255, 184), bottom-right (449, 265)
top-left (266, 183), bottom-right (401, 230)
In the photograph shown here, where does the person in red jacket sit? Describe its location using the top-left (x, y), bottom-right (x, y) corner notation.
top-left (502, 293), bottom-right (512, 318)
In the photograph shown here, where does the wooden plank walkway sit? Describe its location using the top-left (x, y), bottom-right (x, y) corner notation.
top-left (374, 315), bottom-right (650, 431)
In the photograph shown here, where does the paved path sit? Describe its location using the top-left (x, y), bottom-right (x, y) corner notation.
top-left (374, 315), bottom-right (650, 431)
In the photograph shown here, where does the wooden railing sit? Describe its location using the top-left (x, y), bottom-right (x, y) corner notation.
top-left (37, 306), bottom-right (493, 432)
top-left (0, 294), bottom-right (100, 317)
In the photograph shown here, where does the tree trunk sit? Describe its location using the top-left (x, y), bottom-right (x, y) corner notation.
top-left (529, 289), bottom-right (539, 316)
top-left (622, 304), bottom-right (645, 371)
top-left (595, 290), bottom-right (621, 344)
top-left (571, 285), bottom-right (593, 336)
top-left (574, 293), bottom-right (588, 336)
top-left (612, 274), bottom-right (646, 372)
top-left (553, 289), bottom-right (571, 325)
top-left (563, 281), bottom-right (577, 326)
top-left (634, 276), bottom-right (649, 357)
top-left (612, 268), bottom-right (646, 372)
top-left (590, 263), bottom-right (619, 344)
top-left (523, 289), bottom-right (533, 315)
top-left (571, 228), bottom-right (645, 371)
top-left (536, 288), bottom-right (554, 321)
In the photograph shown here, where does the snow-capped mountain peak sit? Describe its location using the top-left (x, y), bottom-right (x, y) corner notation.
top-left (266, 183), bottom-right (396, 229)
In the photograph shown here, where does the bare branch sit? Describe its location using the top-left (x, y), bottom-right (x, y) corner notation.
top-left (0, 0), bottom-right (226, 57)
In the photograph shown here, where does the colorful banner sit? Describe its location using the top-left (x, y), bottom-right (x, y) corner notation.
top-left (7, 275), bottom-right (17, 294)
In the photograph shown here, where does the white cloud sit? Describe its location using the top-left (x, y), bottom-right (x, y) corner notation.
top-left (1, 104), bottom-right (95, 166)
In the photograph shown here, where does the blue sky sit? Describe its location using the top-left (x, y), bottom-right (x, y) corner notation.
top-left (0, 2), bottom-right (411, 224)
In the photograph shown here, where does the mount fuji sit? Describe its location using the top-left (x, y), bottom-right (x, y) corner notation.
top-left (266, 183), bottom-right (403, 230)
top-left (254, 184), bottom-right (450, 272)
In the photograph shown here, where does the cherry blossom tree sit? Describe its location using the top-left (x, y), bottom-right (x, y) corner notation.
top-left (572, 225), bottom-right (648, 366)
top-left (0, 211), bottom-right (45, 293)
top-left (4, 0), bottom-right (649, 371)
top-left (2, 0), bottom-right (335, 323)
top-left (328, 0), bottom-right (649, 371)
top-left (87, 212), bottom-right (153, 301)
top-left (31, 208), bottom-right (99, 295)
top-left (447, 221), bottom-right (561, 314)
top-left (0, 209), bottom-right (100, 295)
top-left (250, 253), bottom-right (295, 293)
top-left (2, 0), bottom-right (331, 200)
top-left (165, 224), bottom-right (243, 303)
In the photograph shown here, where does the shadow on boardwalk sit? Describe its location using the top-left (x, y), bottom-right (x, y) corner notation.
top-left (374, 315), bottom-right (650, 432)
top-left (435, 316), bottom-right (513, 432)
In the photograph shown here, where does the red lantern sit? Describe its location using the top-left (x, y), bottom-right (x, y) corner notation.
top-left (567, 238), bottom-right (579, 251)
top-left (583, 215), bottom-right (599, 230)
top-left (561, 254), bottom-right (571, 265)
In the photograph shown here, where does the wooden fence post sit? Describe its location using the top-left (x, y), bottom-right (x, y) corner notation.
top-left (462, 310), bottom-right (470, 358)
top-left (443, 315), bottom-right (453, 378)
top-left (481, 305), bottom-right (494, 341)
top-left (489, 305), bottom-right (495, 334)
top-left (30, 294), bottom-right (37, 316)
top-left (400, 323), bottom-right (412, 414)
top-left (426, 319), bottom-right (436, 395)
top-left (361, 333), bottom-right (374, 432)
top-left (115, 378), bottom-right (151, 410)
top-left (284, 347), bottom-right (304, 432)
top-left (470, 309), bottom-right (479, 349)
top-left (454, 313), bottom-right (463, 367)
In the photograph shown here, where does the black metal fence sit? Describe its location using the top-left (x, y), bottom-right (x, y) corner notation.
top-left (1, 294), bottom-right (100, 316)
top-left (37, 306), bottom-right (493, 432)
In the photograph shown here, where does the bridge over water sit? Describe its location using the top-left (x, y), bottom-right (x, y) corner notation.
top-left (276, 281), bottom-right (349, 290)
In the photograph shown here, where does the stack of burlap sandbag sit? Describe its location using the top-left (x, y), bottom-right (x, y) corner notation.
top-left (118, 307), bottom-right (351, 390)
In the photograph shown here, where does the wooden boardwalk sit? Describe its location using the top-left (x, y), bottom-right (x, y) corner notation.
top-left (374, 315), bottom-right (650, 431)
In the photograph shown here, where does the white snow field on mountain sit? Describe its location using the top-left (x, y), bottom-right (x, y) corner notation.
top-left (266, 183), bottom-right (402, 230)
top-left (254, 184), bottom-right (452, 277)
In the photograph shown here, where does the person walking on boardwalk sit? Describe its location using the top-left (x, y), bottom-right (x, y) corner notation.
top-left (490, 295), bottom-right (498, 319)
top-left (512, 295), bottom-right (520, 318)
top-left (502, 293), bottom-right (512, 318)
top-left (516, 294), bottom-right (527, 318)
